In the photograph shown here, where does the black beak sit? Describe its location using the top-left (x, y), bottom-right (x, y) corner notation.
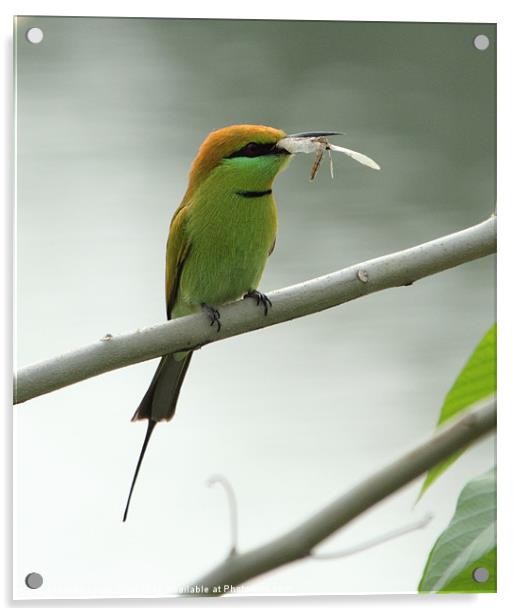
top-left (287, 131), bottom-right (344, 138)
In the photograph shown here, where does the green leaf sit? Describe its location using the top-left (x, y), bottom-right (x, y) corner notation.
top-left (419, 324), bottom-right (496, 498)
top-left (441, 547), bottom-right (496, 593)
top-left (419, 467), bottom-right (496, 593)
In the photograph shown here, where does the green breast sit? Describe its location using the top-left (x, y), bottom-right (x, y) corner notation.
top-left (174, 187), bottom-right (277, 315)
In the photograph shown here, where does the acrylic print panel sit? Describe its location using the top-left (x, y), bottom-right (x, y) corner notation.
top-left (14, 17), bottom-right (496, 598)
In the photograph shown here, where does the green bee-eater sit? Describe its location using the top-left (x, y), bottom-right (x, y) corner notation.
top-left (123, 125), bottom-right (346, 521)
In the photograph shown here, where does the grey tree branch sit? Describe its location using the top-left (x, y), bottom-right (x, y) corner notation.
top-left (14, 216), bottom-right (496, 404)
top-left (180, 396), bottom-right (496, 596)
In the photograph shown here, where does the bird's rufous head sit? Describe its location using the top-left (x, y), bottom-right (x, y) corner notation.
top-left (186, 124), bottom-right (290, 195)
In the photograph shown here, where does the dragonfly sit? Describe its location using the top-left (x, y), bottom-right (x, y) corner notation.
top-left (277, 132), bottom-right (381, 181)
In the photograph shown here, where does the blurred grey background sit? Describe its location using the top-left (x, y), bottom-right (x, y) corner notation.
top-left (14, 17), bottom-right (495, 598)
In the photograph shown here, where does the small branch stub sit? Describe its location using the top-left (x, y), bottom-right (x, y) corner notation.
top-left (357, 269), bottom-right (369, 283)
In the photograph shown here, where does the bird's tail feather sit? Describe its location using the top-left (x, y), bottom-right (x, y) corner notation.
top-left (123, 352), bottom-right (193, 521)
top-left (123, 418), bottom-right (156, 522)
top-left (132, 352), bottom-right (193, 422)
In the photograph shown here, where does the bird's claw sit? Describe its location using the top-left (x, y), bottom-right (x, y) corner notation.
top-left (202, 303), bottom-right (222, 332)
top-left (244, 289), bottom-right (272, 316)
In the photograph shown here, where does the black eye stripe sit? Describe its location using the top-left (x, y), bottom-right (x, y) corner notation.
top-left (227, 142), bottom-right (283, 159)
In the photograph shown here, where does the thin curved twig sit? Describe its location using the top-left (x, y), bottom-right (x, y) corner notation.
top-left (206, 475), bottom-right (239, 557)
top-left (310, 512), bottom-right (433, 560)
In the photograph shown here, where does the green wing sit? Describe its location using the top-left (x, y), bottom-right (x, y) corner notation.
top-left (165, 204), bottom-right (191, 319)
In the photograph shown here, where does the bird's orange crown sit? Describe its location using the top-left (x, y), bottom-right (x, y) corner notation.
top-left (187, 124), bottom-right (286, 190)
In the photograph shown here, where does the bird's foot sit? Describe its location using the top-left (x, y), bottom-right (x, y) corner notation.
top-left (201, 303), bottom-right (222, 332)
top-left (244, 289), bottom-right (272, 316)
